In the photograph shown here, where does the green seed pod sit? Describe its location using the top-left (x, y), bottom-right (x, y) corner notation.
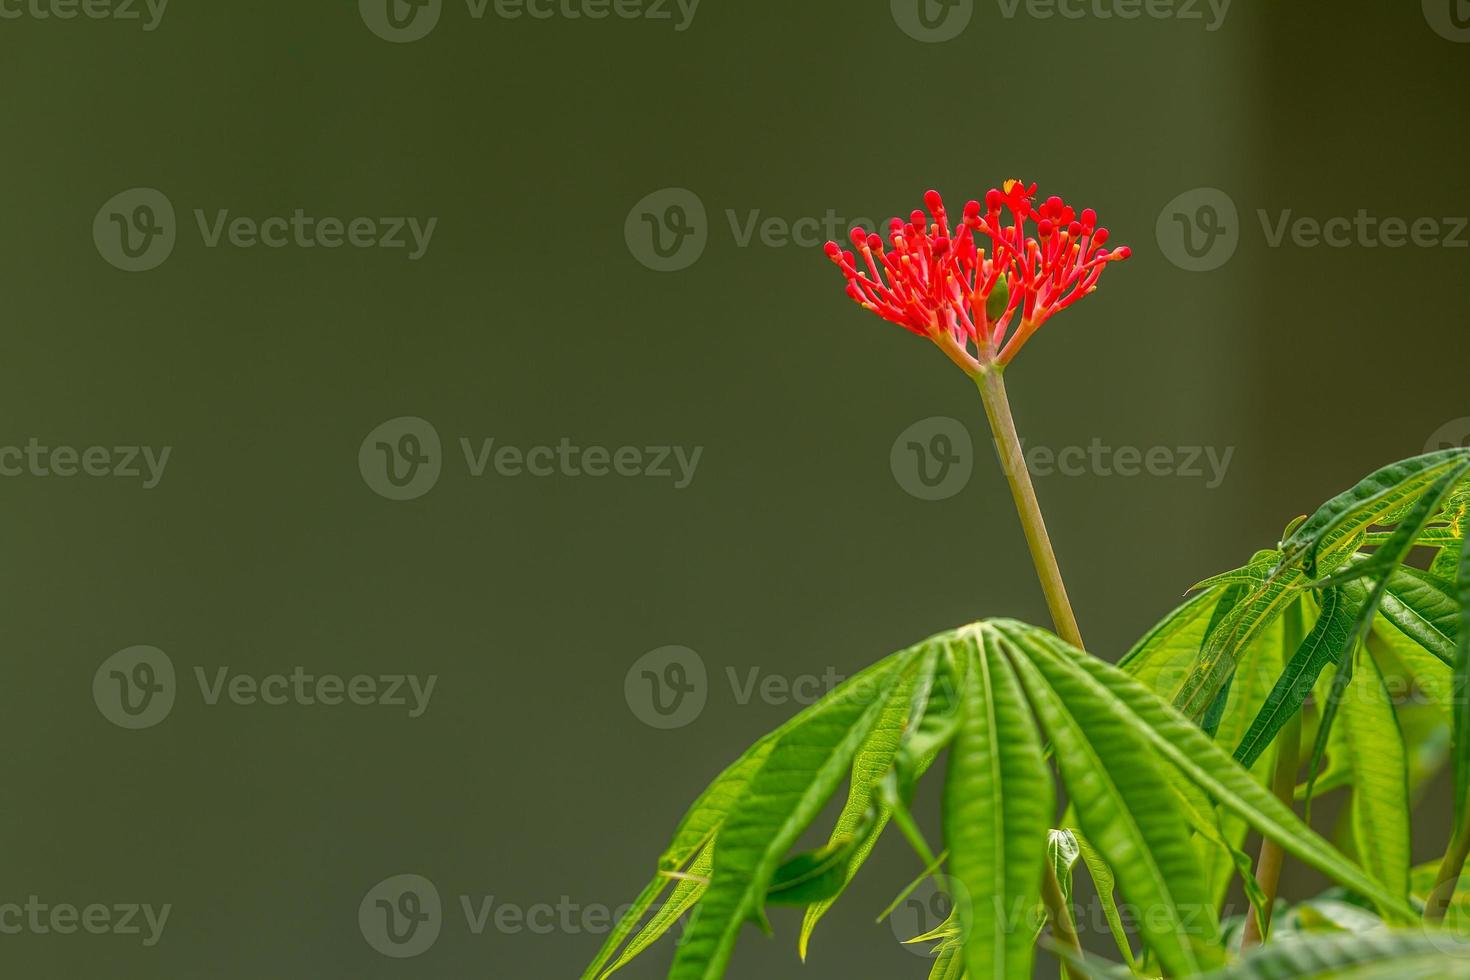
top-left (985, 276), bottom-right (1010, 321)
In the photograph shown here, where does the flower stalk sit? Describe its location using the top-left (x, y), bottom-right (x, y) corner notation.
top-left (975, 365), bottom-right (1086, 650)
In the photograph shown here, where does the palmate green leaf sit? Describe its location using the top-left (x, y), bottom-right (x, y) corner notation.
top-left (1163, 764), bottom-right (1271, 940)
top-left (1070, 829), bottom-right (1138, 972)
top-left (1195, 931), bottom-right (1470, 979)
top-left (1304, 464), bottom-right (1469, 804)
top-left (667, 649), bottom-right (921, 980)
top-left (766, 831), bottom-right (869, 907)
top-left (1198, 602), bottom-right (1295, 916)
top-left (1377, 567), bottom-right (1460, 666)
top-left (597, 842), bottom-right (714, 979)
top-left (1234, 588), bottom-right (1359, 770)
top-left (1279, 448), bottom-right (1470, 576)
top-left (1432, 525), bottom-right (1466, 580)
top-left (1007, 631), bottom-right (1222, 976)
top-left (797, 643), bottom-right (940, 958)
top-left (1172, 561), bottom-right (1310, 722)
top-left (1118, 584), bottom-right (1229, 694)
top-left (1336, 645), bottom-right (1411, 899)
top-left (1455, 530), bottom-right (1470, 827)
top-left (999, 622), bottom-right (1418, 923)
top-left (1313, 461), bottom-right (1470, 592)
top-left (583, 648), bottom-right (914, 980)
top-left (583, 742), bottom-right (778, 980)
top-left (1172, 451), bottom-right (1470, 724)
top-left (943, 630), bottom-right (1053, 980)
top-left (928, 938), bottom-right (966, 980)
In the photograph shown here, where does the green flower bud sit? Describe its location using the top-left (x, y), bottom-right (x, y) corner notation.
top-left (985, 277), bottom-right (1010, 321)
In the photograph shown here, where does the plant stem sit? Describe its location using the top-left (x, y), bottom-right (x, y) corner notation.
top-left (974, 366), bottom-right (1086, 650)
top-left (1041, 861), bottom-right (1088, 980)
top-left (1425, 818), bottom-right (1470, 922)
top-left (1240, 711), bottom-right (1301, 949)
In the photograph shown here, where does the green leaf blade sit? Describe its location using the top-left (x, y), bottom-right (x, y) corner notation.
top-left (943, 629), bottom-right (1053, 980)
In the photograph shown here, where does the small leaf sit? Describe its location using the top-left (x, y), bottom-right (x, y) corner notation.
top-left (596, 842), bottom-right (714, 979)
top-left (1336, 646), bottom-right (1411, 898)
top-left (766, 827), bottom-right (871, 906)
top-left (1378, 567), bottom-right (1460, 666)
top-left (1233, 588), bottom-right (1359, 770)
top-left (1070, 830), bottom-right (1138, 971)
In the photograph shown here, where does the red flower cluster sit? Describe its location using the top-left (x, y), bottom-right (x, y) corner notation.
top-left (824, 181), bottom-right (1130, 374)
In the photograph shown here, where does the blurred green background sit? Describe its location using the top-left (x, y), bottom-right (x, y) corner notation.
top-left (0, 0), bottom-right (1466, 976)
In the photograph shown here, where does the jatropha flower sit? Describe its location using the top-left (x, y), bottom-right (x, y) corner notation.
top-left (824, 180), bottom-right (1131, 375)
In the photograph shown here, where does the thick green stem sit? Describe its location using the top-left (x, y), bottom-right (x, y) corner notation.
top-left (974, 367), bottom-right (1086, 650)
top-left (1426, 819), bottom-right (1470, 922)
top-left (1241, 711), bottom-right (1301, 949)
